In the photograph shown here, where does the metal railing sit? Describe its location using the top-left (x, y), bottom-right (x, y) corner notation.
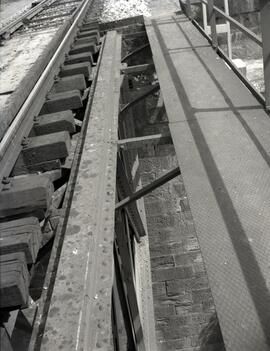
top-left (179, 0), bottom-right (270, 110)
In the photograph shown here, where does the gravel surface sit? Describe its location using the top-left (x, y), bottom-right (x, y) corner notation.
top-left (101, 0), bottom-right (151, 22)
top-left (0, 0), bottom-right (33, 29)
top-left (100, 0), bottom-right (179, 22)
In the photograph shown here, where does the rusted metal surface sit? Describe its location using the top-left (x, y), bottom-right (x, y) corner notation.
top-left (39, 30), bottom-right (122, 351)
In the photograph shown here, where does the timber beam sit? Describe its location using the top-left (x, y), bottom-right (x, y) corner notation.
top-left (121, 63), bottom-right (155, 75)
top-left (116, 167), bottom-right (181, 210)
top-left (118, 132), bottom-right (172, 150)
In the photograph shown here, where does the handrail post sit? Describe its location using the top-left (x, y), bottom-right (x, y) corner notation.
top-left (207, 0), bottom-right (218, 48)
top-left (186, 0), bottom-right (192, 19)
top-left (260, 0), bottom-right (270, 110)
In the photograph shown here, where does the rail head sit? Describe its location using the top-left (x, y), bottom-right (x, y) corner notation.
top-left (0, 0), bottom-right (58, 39)
top-left (0, 0), bottom-right (94, 191)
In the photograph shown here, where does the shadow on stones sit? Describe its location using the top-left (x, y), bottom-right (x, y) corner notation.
top-left (199, 313), bottom-right (226, 351)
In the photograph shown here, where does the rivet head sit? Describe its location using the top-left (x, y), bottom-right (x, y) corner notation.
top-left (21, 137), bottom-right (29, 147)
top-left (2, 176), bottom-right (10, 185)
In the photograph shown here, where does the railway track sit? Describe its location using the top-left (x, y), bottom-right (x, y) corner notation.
top-left (0, 0), bottom-right (82, 39)
top-left (0, 0), bottom-right (105, 348)
top-left (0, 0), bottom-right (100, 143)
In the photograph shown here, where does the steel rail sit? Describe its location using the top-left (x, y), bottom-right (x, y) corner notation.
top-left (0, 0), bottom-right (58, 38)
top-left (0, 0), bottom-right (93, 191)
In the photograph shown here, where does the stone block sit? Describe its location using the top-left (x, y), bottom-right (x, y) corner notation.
top-left (148, 227), bottom-right (182, 246)
top-left (154, 305), bottom-right (176, 319)
top-left (152, 266), bottom-right (194, 282)
top-left (156, 324), bottom-right (198, 340)
top-left (147, 214), bottom-right (180, 228)
top-left (184, 237), bottom-right (200, 252)
top-left (145, 199), bottom-right (174, 217)
top-left (140, 172), bottom-right (156, 185)
top-left (183, 209), bottom-right (193, 221)
top-left (157, 339), bottom-right (186, 351)
top-left (176, 304), bottom-right (203, 315)
top-left (174, 251), bottom-right (202, 266)
top-left (151, 255), bottom-right (175, 269)
top-left (180, 196), bottom-right (190, 212)
top-left (152, 282), bottom-right (166, 297)
top-left (166, 276), bottom-right (209, 296)
top-left (172, 181), bottom-right (186, 197)
top-left (193, 262), bottom-right (206, 274)
top-left (150, 242), bottom-right (184, 258)
top-left (192, 288), bottom-right (213, 304)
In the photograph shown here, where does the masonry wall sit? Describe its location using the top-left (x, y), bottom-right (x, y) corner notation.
top-left (139, 144), bottom-right (224, 351)
top-left (128, 60), bottom-right (225, 350)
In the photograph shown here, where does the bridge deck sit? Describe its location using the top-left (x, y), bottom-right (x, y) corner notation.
top-left (145, 13), bottom-right (270, 351)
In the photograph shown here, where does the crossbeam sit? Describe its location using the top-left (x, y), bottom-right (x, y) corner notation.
top-left (121, 63), bottom-right (155, 75)
top-left (118, 132), bottom-right (172, 150)
top-left (120, 83), bottom-right (160, 115)
top-left (115, 167), bottom-right (181, 210)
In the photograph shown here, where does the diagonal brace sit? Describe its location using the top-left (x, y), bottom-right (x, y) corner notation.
top-left (120, 83), bottom-right (160, 115)
top-left (121, 43), bottom-right (150, 63)
top-left (115, 166), bottom-right (181, 210)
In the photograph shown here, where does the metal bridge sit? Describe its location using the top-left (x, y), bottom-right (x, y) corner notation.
top-left (1, 1), bottom-right (270, 350)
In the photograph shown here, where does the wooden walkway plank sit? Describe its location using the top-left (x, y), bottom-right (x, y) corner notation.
top-left (40, 31), bottom-right (122, 351)
top-left (145, 13), bottom-right (270, 351)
